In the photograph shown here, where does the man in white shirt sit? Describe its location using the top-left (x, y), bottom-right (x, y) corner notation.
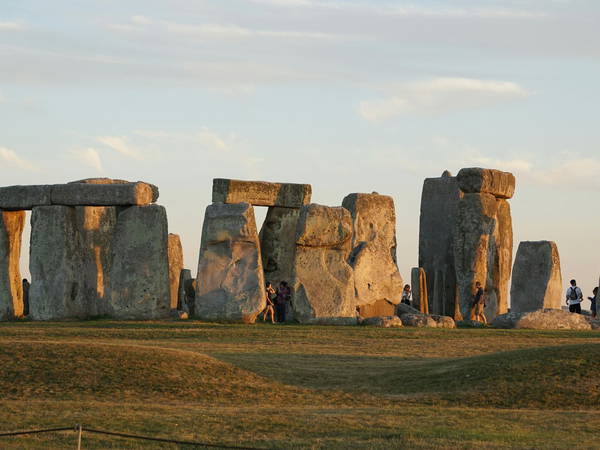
top-left (566, 279), bottom-right (583, 314)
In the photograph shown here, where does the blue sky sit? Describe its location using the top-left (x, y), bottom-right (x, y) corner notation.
top-left (1, 0), bottom-right (599, 301)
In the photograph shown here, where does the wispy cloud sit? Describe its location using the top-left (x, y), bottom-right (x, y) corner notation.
top-left (0, 146), bottom-right (37, 171)
top-left (97, 136), bottom-right (145, 160)
top-left (71, 148), bottom-right (103, 172)
top-left (0, 22), bottom-right (24, 31)
top-left (359, 77), bottom-right (530, 120)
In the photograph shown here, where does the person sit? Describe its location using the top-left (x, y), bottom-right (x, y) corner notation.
top-left (261, 282), bottom-right (276, 323)
top-left (22, 278), bottom-right (30, 317)
top-left (588, 287), bottom-right (598, 319)
top-left (401, 284), bottom-right (412, 306)
top-left (275, 281), bottom-right (291, 323)
top-left (566, 279), bottom-right (583, 314)
top-left (470, 281), bottom-right (487, 324)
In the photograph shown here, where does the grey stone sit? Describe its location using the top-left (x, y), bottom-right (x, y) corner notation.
top-left (212, 178), bottom-right (311, 208)
top-left (395, 302), bottom-right (422, 316)
top-left (493, 309), bottom-right (591, 330)
top-left (457, 168), bottom-right (516, 199)
top-left (108, 205), bottom-right (170, 319)
top-left (291, 204), bottom-right (355, 323)
top-left (195, 202), bottom-right (266, 323)
top-left (69, 178), bottom-right (159, 203)
top-left (29, 206), bottom-right (87, 320)
top-left (510, 241), bottom-right (562, 313)
top-left (342, 193), bottom-right (403, 317)
top-left (51, 182), bottom-right (157, 206)
top-left (456, 319), bottom-right (487, 328)
top-left (0, 210), bottom-right (25, 320)
top-left (360, 315), bottom-right (403, 328)
top-left (418, 174), bottom-right (462, 316)
top-left (178, 269), bottom-right (193, 313)
top-left (400, 313), bottom-right (438, 328)
top-left (0, 185), bottom-right (51, 210)
top-left (167, 234), bottom-right (183, 310)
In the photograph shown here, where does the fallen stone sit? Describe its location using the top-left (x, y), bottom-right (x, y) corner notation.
top-left (342, 193), bottom-right (403, 317)
top-left (29, 206), bottom-right (87, 320)
top-left (430, 314), bottom-right (456, 329)
top-left (167, 234), bottom-right (184, 310)
top-left (195, 202), bottom-right (266, 323)
top-left (510, 241), bottom-right (562, 313)
top-left (400, 313), bottom-right (438, 328)
top-left (108, 205), bottom-right (171, 319)
top-left (395, 302), bottom-right (422, 316)
top-left (291, 204), bottom-right (355, 323)
top-left (51, 182), bottom-right (157, 206)
top-left (212, 178), bottom-right (311, 208)
top-left (493, 309), bottom-right (591, 330)
top-left (457, 168), bottom-right (516, 199)
top-left (360, 315), bottom-right (403, 328)
top-left (0, 185), bottom-right (51, 210)
top-left (0, 210), bottom-right (25, 320)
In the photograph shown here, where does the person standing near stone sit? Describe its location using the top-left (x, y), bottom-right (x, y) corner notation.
top-left (566, 279), bottom-right (583, 314)
top-left (262, 282), bottom-right (276, 324)
top-left (587, 287), bottom-right (597, 319)
top-left (22, 278), bottom-right (30, 317)
top-left (401, 284), bottom-right (412, 306)
top-left (470, 281), bottom-right (487, 324)
top-left (275, 281), bottom-right (291, 323)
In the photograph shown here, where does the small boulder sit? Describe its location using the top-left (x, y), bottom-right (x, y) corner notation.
top-left (360, 316), bottom-right (403, 328)
top-left (431, 314), bottom-right (456, 329)
top-left (400, 313), bottom-right (438, 328)
top-left (492, 309), bottom-right (592, 330)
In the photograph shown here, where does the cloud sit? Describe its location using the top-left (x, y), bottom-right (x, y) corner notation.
top-left (97, 136), bottom-right (145, 160)
top-left (198, 127), bottom-right (231, 152)
top-left (0, 146), bottom-right (37, 171)
top-left (71, 148), bottom-right (103, 172)
top-left (359, 77), bottom-right (530, 120)
top-left (0, 22), bottom-right (24, 31)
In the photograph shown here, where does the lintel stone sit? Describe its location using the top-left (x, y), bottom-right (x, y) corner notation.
top-left (212, 178), bottom-right (311, 208)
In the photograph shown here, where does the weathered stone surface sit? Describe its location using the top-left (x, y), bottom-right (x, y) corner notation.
top-left (108, 205), bottom-right (170, 319)
top-left (410, 267), bottom-right (429, 314)
top-left (492, 199), bottom-right (513, 316)
top-left (395, 302), bottom-right (422, 316)
top-left (0, 185), bottom-right (51, 210)
top-left (291, 204), bottom-right (355, 323)
top-left (167, 234), bottom-right (184, 310)
top-left (342, 193), bottom-right (403, 317)
top-left (360, 315), bottom-right (403, 328)
top-left (195, 202), bottom-right (266, 323)
top-left (213, 178), bottom-right (311, 208)
top-left (430, 315), bottom-right (456, 329)
top-left (418, 174), bottom-right (461, 315)
top-left (178, 269), bottom-right (193, 313)
top-left (0, 210), bottom-right (25, 320)
top-left (51, 182), bottom-right (156, 206)
top-left (29, 206), bottom-right (87, 320)
top-left (74, 206), bottom-right (118, 317)
top-left (454, 193), bottom-right (499, 319)
top-left (457, 168), bottom-right (516, 199)
top-left (510, 241), bottom-right (562, 313)
top-left (69, 178), bottom-right (160, 203)
top-left (493, 309), bottom-right (591, 330)
top-left (400, 313), bottom-right (438, 328)
top-left (259, 206), bottom-right (300, 289)
top-left (358, 299), bottom-right (396, 318)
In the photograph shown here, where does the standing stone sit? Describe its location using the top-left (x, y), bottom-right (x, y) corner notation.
top-left (178, 269), bottom-right (193, 313)
top-left (418, 173), bottom-right (462, 315)
top-left (492, 199), bottom-right (513, 316)
top-left (29, 206), bottom-right (86, 320)
top-left (510, 241), bottom-right (563, 313)
top-left (0, 210), bottom-right (25, 320)
top-left (342, 193), bottom-right (403, 318)
top-left (74, 206), bottom-right (118, 317)
top-left (291, 204), bottom-right (356, 324)
top-left (108, 205), bottom-right (170, 319)
top-left (168, 234), bottom-right (184, 310)
top-left (195, 203), bottom-right (266, 323)
top-left (454, 193), bottom-right (499, 319)
top-left (410, 267), bottom-right (429, 314)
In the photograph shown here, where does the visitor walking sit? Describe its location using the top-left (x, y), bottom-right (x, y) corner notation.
top-left (470, 281), bottom-right (487, 324)
top-left (566, 279), bottom-right (583, 314)
top-left (261, 282), bottom-right (276, 323)
top-left (275, 281), bottom-right (291, 323)
top-left (401, 284), bottom-right (412, 306)
top-left (588, 287), bottom-right (598, 319)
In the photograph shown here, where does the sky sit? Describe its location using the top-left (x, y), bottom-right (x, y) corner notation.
top-left (1, 0), bottom-right (599, 304)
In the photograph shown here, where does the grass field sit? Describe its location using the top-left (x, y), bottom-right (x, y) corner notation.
top-left (1, 321), bottom-right (599, 449)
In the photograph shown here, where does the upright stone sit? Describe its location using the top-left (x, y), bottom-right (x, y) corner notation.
top-left (418, 172), bottom-right (462, 315)
top-left (510, 241), bottom-right (563, 313)
top-left (291, 204), bottom-right (355, 324)
top-left (342, 193), bottom-right (403, 318)
top-left (212, 179), bottom-right (311, 208)
top-left (454, 193), bottom-right (499, 319)
top-left (195, 203), bottom-right (266, 323)
top-left (0, 210), bottom-right (25, 320)
top-left (167, 234), bottom-right (184, 310)
top-left (29, 206), bottom-right (86, 320)
top-left (492, 199), bottom-right (513, 315)
top-left (177, 269), bottom-right (194, 313)
top-left (410, 267), bottom-right (429, 314)
top-left (259, 206), bottom-right (300, 288)
top-left (108, 205), bottom-right (170, 319)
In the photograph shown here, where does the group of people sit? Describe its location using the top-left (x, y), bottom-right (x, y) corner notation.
top-left (261, 281), bottom-right (291, 323)
top-left (565, 279), bottom-right (597, 318)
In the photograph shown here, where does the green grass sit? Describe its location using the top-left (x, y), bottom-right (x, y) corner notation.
top-left (0, 321), bottom-right (599, 448)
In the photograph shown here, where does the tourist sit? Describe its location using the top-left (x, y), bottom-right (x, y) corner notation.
top-left (261, 282), bottom-right (276, 323)
top-left (22, 278), bottom-right (30, 317)
top-left (566, 279), bottom-right (583, 314)
top-left (588, 287), bottom-right (598, 319)
top-left (401, 284), bottom-right (412, 306)
top-left (470, 281), bottom-right (487, 324)
top-left (275, 281), bottom-right (291, 323)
